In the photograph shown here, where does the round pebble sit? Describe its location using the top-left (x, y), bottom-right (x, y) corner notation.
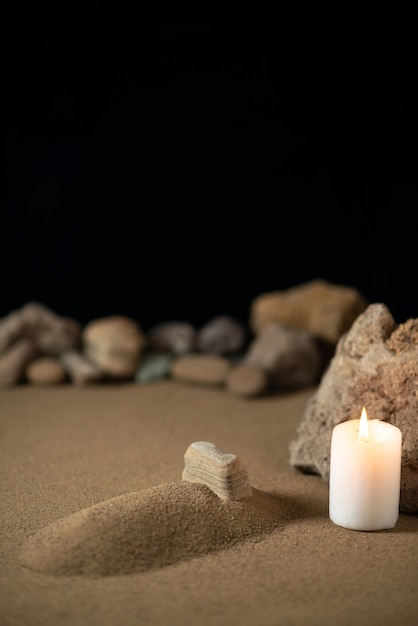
top-left (135, 352), bottom-right (173, 383)
top-left (170, 354), bottom-right (231, 386)
top-left (26, 357), bottom-right (68, 385)
top-left (226, 363), bottom-right (268, 397)
top-left (197, 315), bottom-right (247, 354)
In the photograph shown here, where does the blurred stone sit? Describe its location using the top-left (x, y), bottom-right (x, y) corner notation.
top-left (26, 356), bottom-right (67, 385)
top-left (0, 301), bottom-right (81, 356)
top-left (0, 338), bottom-right (37, 386)
top-left (250, 279), bottom-right (368, 346)
top-left (22, 303), bottom-right (81, 355)
top-left (135, 351), bottom-right (173, 383)
top-left (245, 323), bottom-right (322, 389)
top-left (226, 363), bottom-right (268, 398)
top-left (288, 303), bottom-right (418, 513)
top-left (60, 350), bottom-right (102, 385)
top-left (148, 322), bottom-right (196, 355)
top-left (170, 354), bottom-right (231, 387)
top-left (197, 315), bottom-right (247, 354)
top-left (83, 316), bottom-right (146, 379)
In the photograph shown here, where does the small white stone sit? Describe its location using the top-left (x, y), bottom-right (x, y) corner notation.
top-left (182, 441), bottom-right (252, 500)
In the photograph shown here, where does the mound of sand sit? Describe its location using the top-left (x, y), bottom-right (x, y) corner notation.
top-left (19, 481), bottom-right (285, 577)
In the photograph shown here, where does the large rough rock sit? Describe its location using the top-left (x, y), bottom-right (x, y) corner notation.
top-left (250, 279), bottom-right (368, 346)
top-left (288, 303), bottom-right (418, 513)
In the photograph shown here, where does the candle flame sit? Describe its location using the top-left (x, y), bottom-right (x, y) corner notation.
top-left (358, 406), bottom-right (369, 442)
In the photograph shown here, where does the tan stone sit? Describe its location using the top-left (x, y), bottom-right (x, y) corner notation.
top-left (26, 357), bottom-right (67, 385)
top-left (170, 354), bottom-right (231, 386)
top-left (83, 316), bottom-right (146, 378)
top-left (250, 279), bottom-right (368, 345)
top-left (182, 441), bottom-right (252, 500)
top-left (226, 363), bottom-right (268, 397)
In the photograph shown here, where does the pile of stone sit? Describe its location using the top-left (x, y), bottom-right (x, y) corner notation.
top-left (0, 279), bottom-right (368, 398)
top-left (289, 302), bottom-right (418, 514)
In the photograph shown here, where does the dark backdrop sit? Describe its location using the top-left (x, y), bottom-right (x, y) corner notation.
top-left (1, 3), bottom-right (417, 330)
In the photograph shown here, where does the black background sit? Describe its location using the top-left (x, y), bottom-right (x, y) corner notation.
top-left (1, 3), bottom-right (417, 331)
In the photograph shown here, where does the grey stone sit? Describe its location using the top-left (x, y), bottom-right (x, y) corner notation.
top-left (288, 302), bottom-right (418, 513)
top-left (135, 351), bottom-right (173, 383)
top-left (197, 315), bottom-right (247, 354)
top-left (0, 338), bottom-right (37, 386)
top-left (147, 322), bottom-right (196, 355)
top-left (245, 323), bottom-right (323, 389)
top-left (0, 301), bottom-right (81, 356)
top-left (60, 350), bottom-right (102, 385)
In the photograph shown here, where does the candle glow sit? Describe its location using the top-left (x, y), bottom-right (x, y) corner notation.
top-left (358, 406), bottom-right (369, 442)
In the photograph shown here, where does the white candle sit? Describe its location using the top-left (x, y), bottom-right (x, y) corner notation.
top-left (329, 407), bottom-right (402, 531)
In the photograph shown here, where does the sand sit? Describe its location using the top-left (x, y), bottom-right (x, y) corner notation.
top-left (1, 381), bottom-right (417, 625)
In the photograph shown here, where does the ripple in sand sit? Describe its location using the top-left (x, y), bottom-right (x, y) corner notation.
top-left (18, 481), bottom-right (284, 577)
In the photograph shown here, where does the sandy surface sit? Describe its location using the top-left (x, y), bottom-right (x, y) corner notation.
top-left (1, 381), bottom-right (417, 626)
